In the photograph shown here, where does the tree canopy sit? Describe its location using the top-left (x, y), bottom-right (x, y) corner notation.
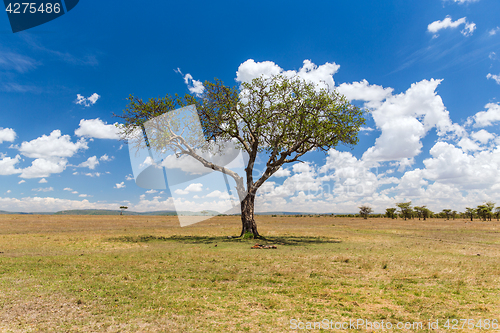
top-left (115, 74), bottom-right (366, 237)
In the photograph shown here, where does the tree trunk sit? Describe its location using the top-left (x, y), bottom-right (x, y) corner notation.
top-left (239, 193), bottom-right (259, 238)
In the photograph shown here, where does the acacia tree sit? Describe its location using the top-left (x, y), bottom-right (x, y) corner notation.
top-left (119, 206), bottom-right (128, 216)
top-left (385, 208), bottom-right (397, 219)
top-left (396, 202), bottom-right (413, 221)
top-left (359, 205), bottom-right (373, 219)
top-left (465, 207), bottom-right (475, 221)
top-left (116, 74), bottom-right (365, 237)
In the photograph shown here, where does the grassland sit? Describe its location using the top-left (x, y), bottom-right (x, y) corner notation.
top-left (0, 214), bottom-right (499, 332)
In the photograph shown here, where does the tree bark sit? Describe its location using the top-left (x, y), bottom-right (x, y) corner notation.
top-left (239, 193), bottom-right (259, 238)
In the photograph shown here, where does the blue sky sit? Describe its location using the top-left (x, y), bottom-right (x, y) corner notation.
top-left (1, 0), bottom-right (500, 214)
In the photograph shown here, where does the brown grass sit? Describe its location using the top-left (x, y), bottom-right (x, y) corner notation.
top-left (0, 214), bottom-right (499, 332)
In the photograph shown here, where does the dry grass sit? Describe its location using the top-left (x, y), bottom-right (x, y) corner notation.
top-left (0, 215), bottom-right (499, 332)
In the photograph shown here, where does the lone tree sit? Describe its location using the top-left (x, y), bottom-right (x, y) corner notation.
top-left (116, 74), bottom-right (365, 238)
top-left (385, 208), bottom-right (397, 219)
top-left (119, 206), bottom-right (128, 216)
top-left (359, 205), bottom-right (373, 219)
top-left (396, 202), bottom-right (413, 221)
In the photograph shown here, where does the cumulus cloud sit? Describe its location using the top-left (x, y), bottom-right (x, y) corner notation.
top-left (236, 59), bottom-right (339, 90)
top-left (174, 183), bottom-right (203, 195)
top-left (363, 79), bottom-right (464, 162)
top-left (19, 130), bottom-right (88, 159)
top-left (0, 154), bottom-right (21, 175)
top-left (427, 16), bottom-right (475, 37)
top-left (115, 182), bottom-right (125, 189)
top-left (78, 156), bottom-right (99, 170)
top-left (183, 73), bottom-right (204, 97)
top-left (38, 178), bottom-right (47, 183)
top-left (75, 93), bottom-right (100, 107)
top-left (18, 179), bottom-right (25, 184)
top-left (337, 79), bottom-right (394, 109)
top-left (486, 73), bottom-right (500, 85)
top-left (20, 158), bottom-right (67, 179)
top-left (272, 167), bottom-right (291, 178)
top-left (75, 118), bottom-right (122, 140)
top-left (469, 103), bottom-right (500, 127)
top-left (0, 128), bottom-right (16, 144)
top-left (471, 129), bottom-right (494, 144)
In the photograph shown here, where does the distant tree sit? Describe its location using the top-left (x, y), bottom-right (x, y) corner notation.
top-left (451, 210), bottom-right (457, 220)
top-left (120, 206), bottom-right (128, 216)
top-left (396, 202), bottom-right (413, 221)
top-left (495, 207), bottom-right (500, 221)
top-left (485, 202), bottom-right (495, 221)
top-left (359, 205), bottom-right (373, 219)
top-left (442, 209), bottom-right (452, 220)
top-left (385, 208), bottom-right (397, 219)
top-left (476, 203), bottom-right (494, 222)
top-left (465, 207), bottom-right (475, 222)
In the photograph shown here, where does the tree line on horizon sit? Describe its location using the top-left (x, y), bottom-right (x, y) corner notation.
top-left (357, 201), bottom-right (500, 221)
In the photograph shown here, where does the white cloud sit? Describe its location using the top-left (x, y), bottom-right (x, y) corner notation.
top-left (0, 128), bottom-right (16, 144)
top-left (457, 137), bottom-right (480, 152)
top-left (470, 103), bottom-right (500, 127)
top-left (79, 194), bottom-right (91, 198)
top-left (452, 0), bottom-right (479, 4)
top-left (115, 182), bottom-right (125, 189)
top-left (360, 127), bottom-right (375, 132)
top-left (125, 174), bottom-right (134, 181)
top-left (63, 188), bottom-right (73, 191)
top-left (236, 59), bottom-right (339, 90)
top-left (99, 154), bottom-right (112, 161)
top-left (489, 27), bottom-right (500, 36)
top-left (75, 118), bottom-right (122, 140)
top-left (486, 73), bottom-right (500, 85)
top-left (0, 154), bottom-right (21, 175)
top-left (18, 130), bottom-right (87, 159)
top-left (18, 179), bottom-right (25, 184)
top-left (146, 189), bottom-right (157, 194)
top-left (427, 16), bottom-right (475, 37)
top-left (72, 191), bottom-right (78, 194)
top-left (363, 79), bottom-right (464, 162)
top-left (78, 156), bottom-right (99, 170)
top-left (471, 129), bottom-right (494, 144)
top-left (0, 196), bottom-right (120, 213)
top-left (75, 93), bottom-right (100, 107)
top-left (20, 158), bottom-right (67, 179)
top-left (337, 80), bottom-right (393, 109)
top-left (174, 183), bottom-right (203, 195)
top-left (205, 190), bottom-right (231, 199)
top-left (38, 178), bottom-right (48, 183)
top-left (272, 167), bottom-right (291, 178)
top-left (32, 187), bottom-right (54, 192)
top-left (461, 22), bottom-right (476, 36)
top-left (183, 73), bottom-right (205, 97)
top-left (84, 172), bottom-right (101, 177)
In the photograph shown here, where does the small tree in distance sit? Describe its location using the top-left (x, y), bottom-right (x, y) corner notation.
top-left (385, 208), bottom-right (397, 219)
top-left (120, 206), bottom-right (128, 216)
top-left (465, 207), bottom-right (475, 221)
top-left (359, 205), bottom-right (373, 219)
top-left (396, 202), bottom-right (412, 221)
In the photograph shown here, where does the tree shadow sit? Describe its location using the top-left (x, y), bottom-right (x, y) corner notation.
top-left (108, 235), bottom-right (341, 246)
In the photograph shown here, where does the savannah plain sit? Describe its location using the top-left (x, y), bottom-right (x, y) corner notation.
top-left (0, 214), bottom-right (499, 332)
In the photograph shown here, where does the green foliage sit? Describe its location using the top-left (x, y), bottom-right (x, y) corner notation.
top-left (396, 202), bottom-right (413, 221)
top-left (358, 205), bottom-right (373, 219)
top-left (385, 208), bottom-right (397, 219)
